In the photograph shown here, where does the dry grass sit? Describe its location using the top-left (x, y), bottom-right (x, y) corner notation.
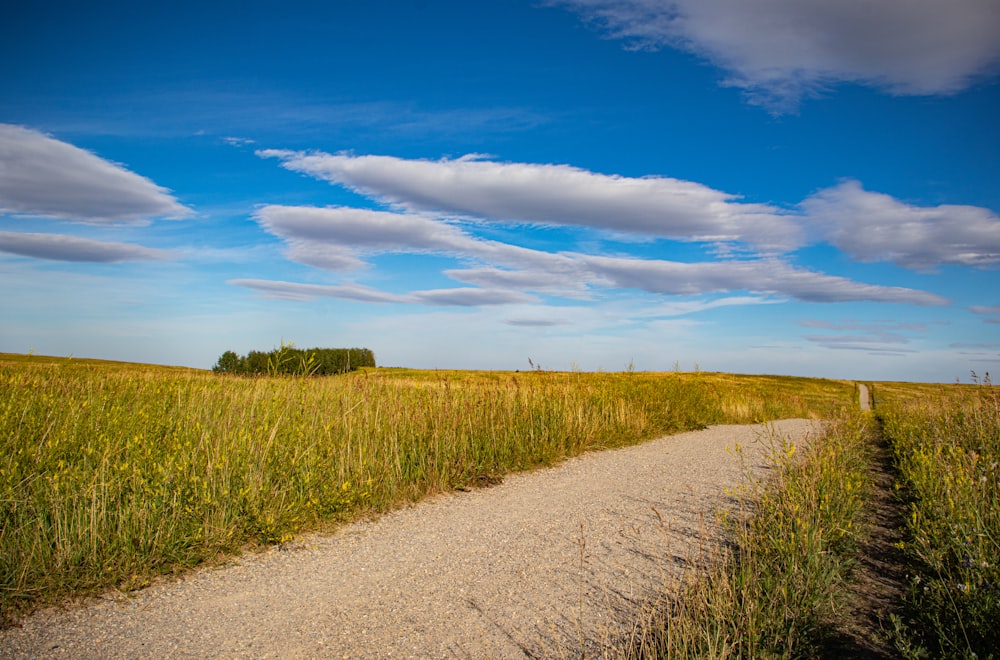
top-left (624, 411), bottom-right (877, 658)
top-left (0, 353), bottom-right (850, 623)
top-left (875, 379), bottom-right (1000, 658)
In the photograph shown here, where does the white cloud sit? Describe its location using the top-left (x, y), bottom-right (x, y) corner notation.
top-left (282, 242), bottom-right (369, 272)
top-left (254, 204), bottom-right (588, 290)
top-left (803, 180), bottom-right (1000, 270)
top-left (257, 194), bottom-right (956, 307)
top-left (410, 288), bottom-right (536, 306)
top-left (226, 279), bottom-right (403, 303)
top-left (442, 266), bottom-right (592, 298)
top-left (256, 204), bottom-right (475, 254)
top-left (261, 151), bottom-right (1000, 273)
top-left (640, 295), bottom-right (784, 317)
top-left (0, 124), bottom-right (191, 224)
top-left (228, 278), bottom-right (535, 306)
top-left (250, 152), bottom-right (968, 311)
top-left (549, 0), bottom-right (1000, 107)
top-left (799, 318), bottom-right (929, 354)
top-left (970, 304), bottom-right (1000, 325)
top-left (505, 318), bottom-right (570, 327)
top-left (258, 150), bottom-right (800, 251)
top-left (579, 254), bottom-right (949, 305)
top-left (253, 203), bottom-right (946, 305)
top-left (0, 231), bottom-right (172, 262)
top-left (222, 136), bottom-right (256, 148)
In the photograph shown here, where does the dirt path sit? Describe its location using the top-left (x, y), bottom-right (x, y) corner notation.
top-left (859, 383), bottom-right (871, 411)
top-left (1, 420), bottom-right (821, 659)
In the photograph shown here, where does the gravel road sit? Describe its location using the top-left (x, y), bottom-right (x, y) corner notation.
top-left (1, 419), bottom-right (821, 659)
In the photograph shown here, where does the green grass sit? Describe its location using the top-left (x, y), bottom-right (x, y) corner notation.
top-left (0, 353), bottom-right (851, 623)
top-left (874, 381), bottom-right (1000, 659)
top-left (623, 377), bottom-right (997, 659)
top-left (627, 410), bottom-right (877, 658)
top-left (11, 351), bottom-right (993, 656)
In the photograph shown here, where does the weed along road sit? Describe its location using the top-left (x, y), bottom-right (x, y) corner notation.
top-left (2, 420), bottom-right (821, 659)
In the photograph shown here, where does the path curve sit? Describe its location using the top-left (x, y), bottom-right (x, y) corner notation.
top-left (1, 420), bottom-right (821, 659)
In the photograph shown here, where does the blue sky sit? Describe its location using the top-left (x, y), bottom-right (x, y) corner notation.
top-left (2, 0), bottom-right (999, 381)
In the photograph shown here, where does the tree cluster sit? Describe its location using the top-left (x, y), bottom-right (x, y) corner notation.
top-left (212, 345), bottom-right (375, 376)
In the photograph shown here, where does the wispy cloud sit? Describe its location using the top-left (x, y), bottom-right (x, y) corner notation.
top-left (256, 205), bottom-right (478, 257)
top-left (949, 342), bottom-right (1000, 364)
top-left (245, 150), bottom-right (959, 308)
top-left (261, 150), bottom-right (1000, 274)
top-left (799, 318), bottom-right (929, 354)
top-left (970, 303), bottom-right (1000, 324)
top-left (547, 0), bottom-right (1000, 109)
top-left (504, 318), bottom-right (569, 327)
top-left (17, 91), bottom-right (548, 141)
top-left (639, 295), bottom-right (784, 317)
top-left (228, 278), bottom-right (535, 306)
top-left (258, 150), bottom-right (801, 252)
top-left (221, 136), bottom-right (256, 147)
top-left (249, 203), bottom-right (948, 306)
top-left (254, 204), bottom-right (589, 295)
top-left (0, 231), bottom-right (172, 263)
top-left (579, 254), bottom-right (948, 305)
top-left (0, 124), bottom-right (191, 224)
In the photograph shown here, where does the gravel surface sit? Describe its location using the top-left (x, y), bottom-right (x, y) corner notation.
top-left (1, 419), bottom-right (821, 659)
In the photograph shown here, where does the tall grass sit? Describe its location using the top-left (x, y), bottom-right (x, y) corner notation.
top-left (875, 379), bottom-right (1000, 658)
top-left (628, 411), bottom-right (877, 658)
top-left (0, 355), bottom-right (851, 623)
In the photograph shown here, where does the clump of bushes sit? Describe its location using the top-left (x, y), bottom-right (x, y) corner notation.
top-left (212, 344), bottom-right (375, 376)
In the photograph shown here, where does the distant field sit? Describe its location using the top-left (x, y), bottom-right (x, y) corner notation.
top-left (7, 353), bottom-right (991, 655)
top-left (0, 352), bottom-right (854, 621)
top-left (871, 379), bottom-right (984, 407)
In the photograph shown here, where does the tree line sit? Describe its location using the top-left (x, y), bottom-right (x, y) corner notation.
top-left (212, 345), bottom-right (376, 376)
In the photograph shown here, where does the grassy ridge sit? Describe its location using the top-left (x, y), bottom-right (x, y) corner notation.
top-left (874, 381), bottom-right (1000, 658)
top-left (0, 354), bottom-right (850, 622)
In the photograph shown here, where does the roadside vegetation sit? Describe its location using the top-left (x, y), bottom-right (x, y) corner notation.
top-left (627, 409), bottom-right (877, 658)
top-left (629, 375), bottom-right (997, 659)
top-left (0, 353), bottom-right (848, 624)
top-left (4, 351), bottom-right (994, 658)
top-left (875, 375), bottom-right (999, 659)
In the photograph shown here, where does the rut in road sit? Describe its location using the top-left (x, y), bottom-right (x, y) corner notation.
top-left (1, 419), bottom-right (822, 659)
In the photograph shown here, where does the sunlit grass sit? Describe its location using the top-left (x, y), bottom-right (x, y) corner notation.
top-left (874, 379), bottom-right (1000, 658)
top-left (626, 410), bottom-right (876, 658)
top-left (0, 353), bottom-right (851, 623)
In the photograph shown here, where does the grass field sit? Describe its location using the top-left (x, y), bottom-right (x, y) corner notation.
top-left (0, 353), bottom-right (850, 623)
top-left (873, 378), bottom-right (999, 659)
top-left (626, 378), bottom-right (998, 659)
top-left (2, 352), bottom-right (995, 658)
